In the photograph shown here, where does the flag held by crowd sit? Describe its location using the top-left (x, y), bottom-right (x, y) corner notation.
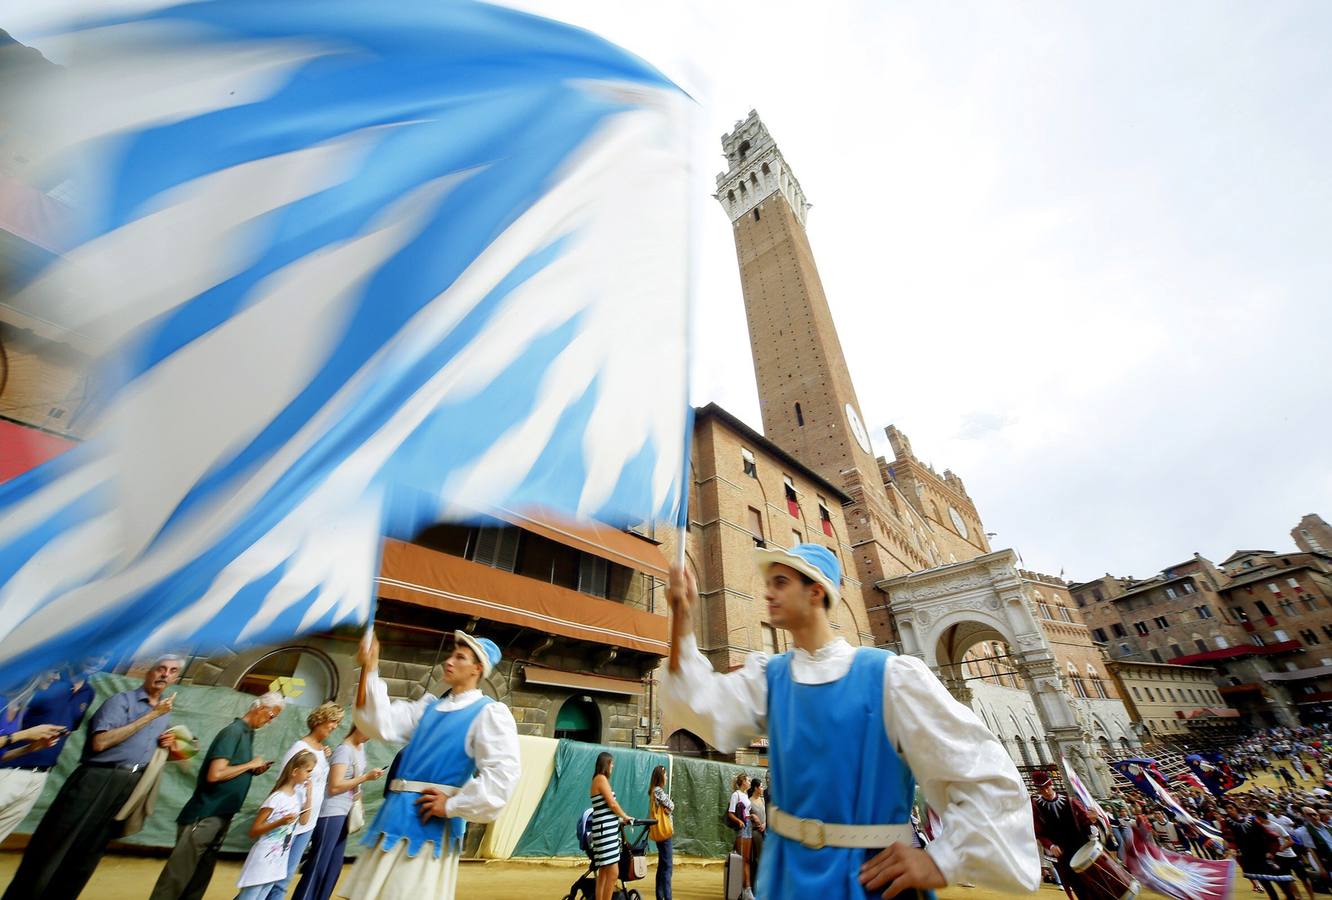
top-left (1060, 755), bottom-right (1112, 833)
top-left (1185, 752), bottom-right (1246, 797)
top-left (1124, 824), bottom-right (1236, 900)
top-left (0, 0), bottom-right (693, 687)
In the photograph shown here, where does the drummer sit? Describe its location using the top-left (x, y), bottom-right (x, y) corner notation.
top-left (1030, 770), bottom-right (1101, 900)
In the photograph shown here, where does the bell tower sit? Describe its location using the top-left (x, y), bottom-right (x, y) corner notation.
top-left (717, 111), bottom-right (935, 644)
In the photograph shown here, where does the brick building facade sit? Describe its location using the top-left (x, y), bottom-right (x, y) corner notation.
top-left (1294, 514), bottom-right (1332, 555)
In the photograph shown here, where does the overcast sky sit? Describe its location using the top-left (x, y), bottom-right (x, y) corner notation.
top-left (10, 2), bottom-right (1331, 581)
top-left (506, 0), bottom-right (1332, 581)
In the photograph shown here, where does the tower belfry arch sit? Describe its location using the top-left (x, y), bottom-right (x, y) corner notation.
top-left (879, 549), bottom-right (1108, 791)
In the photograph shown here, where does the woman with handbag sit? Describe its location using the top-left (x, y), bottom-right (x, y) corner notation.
top-left (648, 765), bottom-right (674, 900)
top-left (292, 724), bottom-right (383, 900)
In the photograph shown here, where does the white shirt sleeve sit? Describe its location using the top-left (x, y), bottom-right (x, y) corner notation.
top-left (882, 654), bottom-right (1042, 893)
top-left (449, 701), bottom-right (521, 824)
top-left (659, 634), bottom-right (767, 753)
top-left (352, 669), bottom-right (434, 744)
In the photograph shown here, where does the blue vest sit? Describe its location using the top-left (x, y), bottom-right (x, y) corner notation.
top-left (762, 647), bottom-right (933, 900)
top-left (363, 694), bottom-right (493, 858)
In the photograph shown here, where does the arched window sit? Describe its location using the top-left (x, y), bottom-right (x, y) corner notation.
top-left (737, 139), bottom-right (750, 160)
top-left (667, 729), bottom-right (707, 757)
top-left (235, 646), bottom-right (337, 708)
top-left (553, 695), bottom-right (601, 743)
top-left (761, 162), bottom-right (771, 176)
top-left (749, 172), bottom-right (758, 186)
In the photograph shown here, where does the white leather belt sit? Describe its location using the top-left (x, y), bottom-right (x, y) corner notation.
top-left (769, 804), bottom-right (914, 850)
top-left (389, 779), bottom-right (459, 796)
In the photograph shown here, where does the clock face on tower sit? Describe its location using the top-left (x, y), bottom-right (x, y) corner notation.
top-left (948, 506), bottom-right (969, 539)
top-left (845, 403), bottom-right (871, 454)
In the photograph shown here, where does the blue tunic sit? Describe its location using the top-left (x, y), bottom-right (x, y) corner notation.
top-left (362, 695), bottom-right (493, 858)
top-left (761, 647), bottom-right (934, 900)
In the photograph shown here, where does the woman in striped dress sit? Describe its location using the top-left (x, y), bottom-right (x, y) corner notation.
top-left (589, 751), bottom-right (630, 900)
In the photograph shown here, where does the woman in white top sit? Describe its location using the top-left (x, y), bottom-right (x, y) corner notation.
top-left (292, 724), bottom-right (383, 900)
top-left (727, 773), bottom-right (754, 900)
top-left (265, 702), bottom-right (343, 900)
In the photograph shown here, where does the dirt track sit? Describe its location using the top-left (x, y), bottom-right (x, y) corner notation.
top-left (0, 851), bottom-right (1091, 899)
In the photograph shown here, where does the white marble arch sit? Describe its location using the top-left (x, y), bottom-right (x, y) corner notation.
top-left (879, 549), bottom-right (1115, 794)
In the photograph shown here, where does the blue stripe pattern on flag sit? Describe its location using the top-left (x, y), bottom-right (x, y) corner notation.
top-left (0, 0), bottom-right (692, 687)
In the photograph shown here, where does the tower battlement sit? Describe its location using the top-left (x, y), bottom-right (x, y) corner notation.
top-left (715, 110), bottom-right (809, 226)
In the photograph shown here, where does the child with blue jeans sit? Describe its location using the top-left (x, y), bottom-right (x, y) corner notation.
top-left (235, 751), bottom-right (314, 900)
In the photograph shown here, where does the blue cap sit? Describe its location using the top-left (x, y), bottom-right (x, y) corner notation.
top-left (753, 542), bottom-right (842, 607)
top-left (454, 631), bottom-right (502, 678)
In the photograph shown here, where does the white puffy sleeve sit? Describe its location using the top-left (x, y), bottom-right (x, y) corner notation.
top-left (882, 654), bottom-right (1042, 893)
top-left (451, 702), bottom-right (521, 823)
top-left (352, 669), bottom-right (434, 744)
top-left (659, 634), bottom-right (767, 754)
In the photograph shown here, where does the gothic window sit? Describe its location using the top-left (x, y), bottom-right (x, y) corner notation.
top-left (727, 189), bottom-right (735, 203)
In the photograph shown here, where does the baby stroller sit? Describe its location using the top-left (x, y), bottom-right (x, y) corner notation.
top-left (563, 809), bottom-right (657, 900)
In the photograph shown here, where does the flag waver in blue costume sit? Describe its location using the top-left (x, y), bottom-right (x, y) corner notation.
top-left (349, 630), bottom-right (519, 899)
top-left (661, 545), bottom-right (1042, 899)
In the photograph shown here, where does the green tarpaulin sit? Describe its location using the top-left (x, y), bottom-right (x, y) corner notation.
top-left (511, 740), bottom-right (668, 857)
top-left (19, 675), bottom-right (401, 855)
top-left (665, 755), bottom-right (756, 858)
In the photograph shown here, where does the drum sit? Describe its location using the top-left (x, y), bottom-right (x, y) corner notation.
top-left (1070, 841), bottom-right (1140, 900)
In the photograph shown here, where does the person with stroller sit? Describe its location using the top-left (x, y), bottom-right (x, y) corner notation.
top-left (648, 765), bottom-right (674, 900)
top-left (662, 545), bottom-right (1040, 898)
top-left (590, 752), bottom-right (632, 900)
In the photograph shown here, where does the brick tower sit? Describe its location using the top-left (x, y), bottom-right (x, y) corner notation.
top-left (716, 111), bottom-right (938, 644)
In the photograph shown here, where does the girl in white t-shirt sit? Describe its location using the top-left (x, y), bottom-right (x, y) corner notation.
top-left (236, 750), bottom-right (316, 900)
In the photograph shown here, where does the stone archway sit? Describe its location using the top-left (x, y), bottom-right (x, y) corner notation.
top-left (880, 549), bottom-right (1108, 793)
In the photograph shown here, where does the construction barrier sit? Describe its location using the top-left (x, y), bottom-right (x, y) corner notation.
top-left (17, 675), bottom-right (766, 860)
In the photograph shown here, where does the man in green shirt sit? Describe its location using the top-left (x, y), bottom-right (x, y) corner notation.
top-left (148, 692), bottom-right (285, 900)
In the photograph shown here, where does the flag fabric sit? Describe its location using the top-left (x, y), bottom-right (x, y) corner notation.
top-left (1110, 758), bottom-right (1168, 797)
top-left (0, 0), bottom-right (692, 687)
top-left (1060, 755), bottom-right (1111, 833)
top-left (1171, 771), bottom-right (1207, 792)
top-left (1185, 753), bottom-right (1246, 797)
top-left (1124, 824), bottom-right (1236, 900)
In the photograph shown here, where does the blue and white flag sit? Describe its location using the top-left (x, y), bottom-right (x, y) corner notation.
top-left (0, 0), bottom-right (692, 686)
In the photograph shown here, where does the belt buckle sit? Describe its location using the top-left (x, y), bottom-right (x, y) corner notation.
top-left (798, 816), bottom-right (825, 850)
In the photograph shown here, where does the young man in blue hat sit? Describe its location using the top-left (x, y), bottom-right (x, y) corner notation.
top-left (662, 543), bottom-right (1041, 900)
top-left (347, 630), bottom-right (519, 899)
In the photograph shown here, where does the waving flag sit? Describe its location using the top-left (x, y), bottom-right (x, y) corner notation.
top-left (1110, 758), bottom-right (1168, 798)
top-left (1125, 825), bottom-right (1235, 900)
top-left (1185, 753), bottom-right (1246, 797)
top-left (1061, 755), bottom-right (1111, 833)
top-left (0, 0), bottom-right (692, 687)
